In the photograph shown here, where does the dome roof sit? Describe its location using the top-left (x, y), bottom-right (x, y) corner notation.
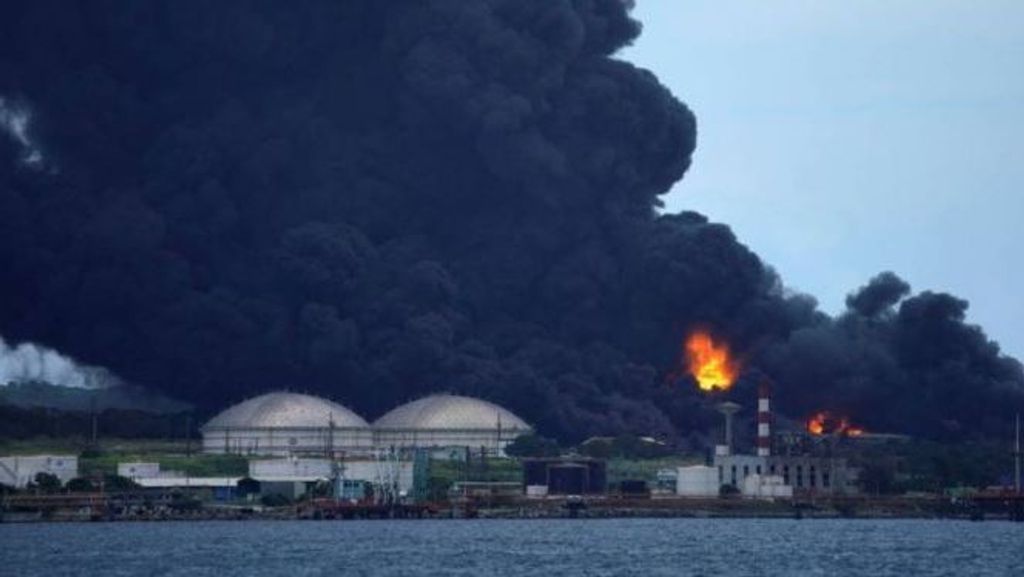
top-left (374, 394), bottom-right (530, 431)
top-left (203, 392), bottom-right (369, 430)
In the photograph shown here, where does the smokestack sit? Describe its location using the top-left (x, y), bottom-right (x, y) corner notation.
top-left (716, 402), bottom-right (741, 456)
top-left (757, 382), bottom-right (771, 457)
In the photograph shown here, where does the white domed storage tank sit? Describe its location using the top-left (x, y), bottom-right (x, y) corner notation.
top-left (201, 392), bottom-right (372, 456)
top-left (373, 394), bottom-right (531, 455)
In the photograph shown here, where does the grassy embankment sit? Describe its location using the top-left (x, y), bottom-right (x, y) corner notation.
top-left (2, 437), bottom-right (706, 489)
top-left (0, 437), bottom-right (247, 477)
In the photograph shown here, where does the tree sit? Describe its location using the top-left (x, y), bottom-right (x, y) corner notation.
top-left (103, 474), bottom-right (139, 492)
top-left (504, 434), bottom-right (561, 458)
top-left (30, 472), bottom-right (62, 493)
top-left (578, 435), bottom-right (674, 460)
top-left (857, 464), bottom-right (896, 495)
top-left (66, 477), bottom-right (96, 493)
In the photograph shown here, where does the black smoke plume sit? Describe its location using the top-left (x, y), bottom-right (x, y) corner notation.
top-left (1, 1), bottom-right (1021, 443)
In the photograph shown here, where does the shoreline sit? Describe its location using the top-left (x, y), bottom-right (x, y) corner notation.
top-left (4, 495), bottom-right (1019, 524)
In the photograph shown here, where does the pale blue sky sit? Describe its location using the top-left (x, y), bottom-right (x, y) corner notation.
top-left (622, 0), bottom-right (1024, 360)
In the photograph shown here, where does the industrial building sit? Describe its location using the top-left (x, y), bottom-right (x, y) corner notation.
top-left (706, 452), bottom-right (854, 497)
top-left (0, 455), bottom-right (78, 489)
top-left (249, 456), bottom-right (416, 501)
top-left (675, 465), bottom-right (718, 497)
top-left (523, 458), bottom-right (607, 496)
top-left (118, 462), bottom-right (185, 481)
top-left (114, 456), bottom-right (417, 503)
top-left (201, 392), bottom-right (373, 456)
top-left (132, 475), bottom-right (243, 501)
top-left (201, 392), bottom-right (531, 457)
top-left (670, 384), bottom-right (856, 499)
top-left (373, 394), bottom-right (531, 455)
top-left (707, 383), bottom-right (855, 497)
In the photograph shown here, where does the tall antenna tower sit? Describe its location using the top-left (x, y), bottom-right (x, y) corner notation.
top-left (325, 412), bottom-right (335, 459)
top-left (716, 402), bottom-right (741, 456)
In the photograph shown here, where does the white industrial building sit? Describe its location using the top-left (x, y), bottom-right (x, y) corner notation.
top-left (132, 476), bottom-right (242, 492)
top-left (249, 457), bottom-right (415, 501)
top-left (250, 457), bottom-right (333, 479)
top-left (118, 462), bottom-right (162, 480)
top-left (705, 384), bottom-right (856, 497)
top-left (710, 453), bottom-right (849, 496)
top-left (373, 394), bottom-right (531, 455)
top-left (675, 465), bottom-right (719, 497)
top-left (112, 456), bottom-right (415, 502)
top-left (671, 385), bottom-right (856, 499)
top-left (118, 462), bottom-right (186, 481)
top-left (0, 455), bottom-right (78, 489)
top-left (201, 392), bottom-right (373, 456)
top-left (742, 474), bottom-right (793, 499)
top-left (115, 462), bottom-right (240, 497)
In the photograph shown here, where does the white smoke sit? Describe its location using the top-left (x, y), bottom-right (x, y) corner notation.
top-left (0, 336), bottom-right (120, 389)
top-left (0, 96), bottom-right (43, 166)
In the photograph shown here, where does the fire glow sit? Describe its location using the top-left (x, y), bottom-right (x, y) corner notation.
top-left (685, 331), bottom-right (738, 392)
top-left (807, 411), bottom-right (864, 437)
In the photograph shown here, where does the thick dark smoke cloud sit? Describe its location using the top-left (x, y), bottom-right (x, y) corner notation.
top-left (1, 1), bottom-right (1021, 443)
top-left (846, 272), bottom-right (911, 319)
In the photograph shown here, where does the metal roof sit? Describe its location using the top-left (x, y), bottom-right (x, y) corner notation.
top-left (202, 392), bottom-right (369, 430)
top-left (135, 477), bottom-right (242, 488)
top-left (250, 476), bottom-right (328, 483)
top-left (373, 394), bottom-right (530, 431)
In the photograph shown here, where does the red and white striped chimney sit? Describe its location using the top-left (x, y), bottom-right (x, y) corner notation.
top-left (757, 382), bottom-right (771, 457)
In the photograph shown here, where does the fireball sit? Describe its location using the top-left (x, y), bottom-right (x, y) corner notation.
top-left (685, 331), bottom-right (738, 392)
top-left (807, 412), bottom-right (827, 435)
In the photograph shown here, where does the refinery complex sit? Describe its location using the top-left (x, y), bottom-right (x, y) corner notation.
top-left (0, 381), bottom-right (1005, 520)
top-left (2, 334), bottom-right (1021, 521)
top-left (3, 385), bottom-right (855, 499)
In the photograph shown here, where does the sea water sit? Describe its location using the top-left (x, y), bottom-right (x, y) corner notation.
top-left (1, 518), bottom-right (1021, 576)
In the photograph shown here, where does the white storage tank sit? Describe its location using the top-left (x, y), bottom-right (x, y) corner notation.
top-left (373, 394), bottom-right (531, 455)
top-left (201, 392), bottom-right (373, 456)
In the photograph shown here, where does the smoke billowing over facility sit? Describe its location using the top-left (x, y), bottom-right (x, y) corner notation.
top-left (1, 1), bottom-right (1023, 444)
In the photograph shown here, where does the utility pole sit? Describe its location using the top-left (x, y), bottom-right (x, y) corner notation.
top-left (185, 414), bottom-right (192, 458)
top-left (90, 396), bottom-right (99, 447)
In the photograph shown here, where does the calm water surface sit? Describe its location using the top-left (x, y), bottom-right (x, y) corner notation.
top-left (1, 518), bottom-right (1021, 576)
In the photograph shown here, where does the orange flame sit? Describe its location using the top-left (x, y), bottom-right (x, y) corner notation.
top-left (807, 411), bottom-right (865, 437)
top-left (685, 331), bottom-right (738, 392)
top-left (808, 412), bottom-right (827, 435)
